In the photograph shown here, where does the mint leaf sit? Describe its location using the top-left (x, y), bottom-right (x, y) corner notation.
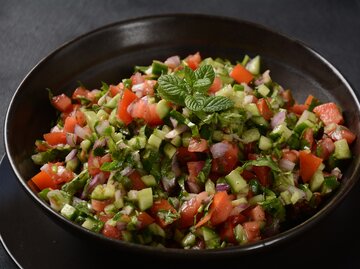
top-left (241, 157), bottom-right (281, 173)
top-left (184, 66), bottom-right (196, 87)
top-left (185, 95), bottom-right (206, 111)
top-left (203, 96), bottom-right (234, 112)
top-left (195, 65), bottom-right (215, 85)
top-left (157, 75), bottom-right (189, 106)
top-left (193, 78), bottom-right (212, 93)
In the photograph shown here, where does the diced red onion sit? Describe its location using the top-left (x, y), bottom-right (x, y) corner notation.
top-left (230, 203), bottom-right (249, 216)
top-left (40, 163), bottom-right (49, 172)
top-left (131, 72), bottom-right (145, 84)
top-left (51, 125), bottom-right (62, 133)
top-left (65, 149), bottom-right (77, 162)
top-left (95, 120), bottom-right (109, 136)
top-left (278, 158), bottom-right (296, 171)
top-left (81, 172), bottom-right (107, 199)
top-left (210, 142), bottom-right (230, 158)
top-left (255, 70), bottom-right (271, 86)
top-left (324, 123), bottom-right (337, 135)
top-left (93, 138), bottom-right (107, 150)
top-left (164, 55), bottom-right (181, 69)
top-left (132, 83), bottom-right (145, 92)
top-left (331, 167), bottom-right (342, 179)
top-left (271, 110), bottom-right (286, 129)
top-left (120, 166), bottom-right (134, 176)
top-left (187, 180), bottom-right (201, 194)
top-left (287, 186), bottom-right (306, 198)
top-left (170, 117), bottom-right (178, 128)
top-left (242, 83), bottom-right (253, 94)
top-left (66, 133), bottom-right (78, 147)
top-left (243, 95), bottom-right (256, 105)
top-left (171, 156), bottom-right (182, 177)
top-left (165, 125), bottom-right (188, 139)
top-left (216, 183), bottom-right (230, 192)
top-left (74, 124), bottom-right (90, 140)
top-left (162, 176), bottom-right (176, 193)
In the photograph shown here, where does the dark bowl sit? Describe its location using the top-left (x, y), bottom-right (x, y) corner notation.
top-left (4, 14), bottom-right (360, 259)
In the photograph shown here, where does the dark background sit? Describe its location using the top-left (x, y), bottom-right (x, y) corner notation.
top-left (1, 0), bottom-right (359, 268)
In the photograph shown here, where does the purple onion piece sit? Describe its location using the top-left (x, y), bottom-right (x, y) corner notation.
top-left (81, 172), bottom-right (107, 199)
top-left (271, 110), bottom-right (286, 129)
top-left (278, 158), bottom-right (296, 172)
top-left (171, 156), bottom-right (182, 177)
top-left (65, 149), bottom-right (78, 162)
top-left (161, 176), bottom-right (176, 193)
top-left (164, 55), bottom-right (181, 69)
top-left (66, 133), bottom-right (78, 147)
top-left (93, 138), bottom-right (107, 149)
top-left (74, 124), bottom-right (90, 140)
top-left (210, 142), bottom-right (229, 159)
top-left (216, 183), bottom-right (230, 192)
top-left (187, 180), bottom-right (201, 194)
top-left (95, 120), bottom-right (109, 136)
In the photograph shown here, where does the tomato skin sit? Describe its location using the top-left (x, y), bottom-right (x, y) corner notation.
top-left (187, 161), bottom-right (205, 182)
top-left (252, 166), bottom-right (271, 187)
top-left (88, 152), bottom-right (112, 176)
top-left (230, 64), bottom-right (254, 84)
top-left (282, 149), bottom-right (299, 163)
top-left (91, 199), bottom-right (112, 212)
top-left (329, 125), bottom-right (356, 145)
top-left (51, 94), bottom-right (72, 112)
top-left (72, 87), bottom-right (90, 100)
top-left (179, 192), bottom-right (208, 228)
top-left (109, 84), bottom-right (123, 97)
top-left (208, 77), bottom-right (222, 94)
top-left (137, 212), bottom-right (155, 229)
top-left (64, 116), bottom-right (77, 133)
top-left (130, 100), bottom-right (163, 126)
top-left (210, 191), bottom-right (233, 226)
top-left (249, 205), bottom-right (266, 222)
top-left (299, 151), bottom-right (323, 182)
top-left (302, 128), bottom-right (314, 149)
top-left (257, 98), bottom-right (273, 121)
top-left (220, 221), bottom-right (236, 243)
top-left (290, 104), bottom-right (308, 115)
top-left (177, 147), bottom-right (200, 165)
top-left (31, 170), bottom-right (58, 190)
top-left (128, 170), bottom-right (147, 190)
top-left (117, 89), bottom-right (138, 125)
top-left (280, 89), bottom-right (295, 108)
top-left (211, 141), bottom-right (239, 175)
top-left (43, 132), bottom-right (67, 146)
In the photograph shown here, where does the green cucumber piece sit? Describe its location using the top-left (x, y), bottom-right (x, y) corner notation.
top-left (241, 128), bottom-right (261, 144)
top-left (259, 135), bottom-right (273, 151)
top-left (225, 169), bottom-right (248, 193)
top-left (156, 99), bottom-right (170, 119)
top-left (137, 188), bottom-right (153, 211)
top-left (334, 139), bottom-right (351, 159)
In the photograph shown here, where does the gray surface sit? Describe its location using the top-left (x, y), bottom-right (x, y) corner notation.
top-left (1, 0), bottom-right (359, 268)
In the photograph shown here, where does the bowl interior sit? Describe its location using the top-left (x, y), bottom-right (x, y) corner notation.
top-left (5, 14), bottom-right (360, 257)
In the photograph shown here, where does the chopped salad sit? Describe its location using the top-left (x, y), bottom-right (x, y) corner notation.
top-left (29, 52), bottom-right (356, 249)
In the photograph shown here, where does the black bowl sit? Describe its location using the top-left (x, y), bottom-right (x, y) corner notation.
top-left (4, 14), bottom-right (360, 259)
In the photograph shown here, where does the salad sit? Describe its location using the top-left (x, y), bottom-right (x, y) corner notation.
top-left (29, 52), bottom-right (356, 249)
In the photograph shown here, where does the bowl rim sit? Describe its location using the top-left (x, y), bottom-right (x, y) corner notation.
top-left (4, 13), bottom-right (360, 257)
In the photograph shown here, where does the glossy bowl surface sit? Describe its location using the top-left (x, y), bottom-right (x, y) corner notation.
top-left (5, 14), bottom-right (360, 259)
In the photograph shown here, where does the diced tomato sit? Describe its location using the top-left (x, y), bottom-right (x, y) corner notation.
top-left (187, 161), bottom-right (205, 182)
top-left (299, 151), bottom-right (323, 182)
top-left (230, 64), bottom-right (254, 84)
top-left (252, 166), bottom-right (271, 187)
top-left (248, 205), bottom-right (266, 222)
top-left (137, 212), bottom-right (155, 229)
top-left (72, 86), bottom-right (90, 100)
top-left (220, 220), bottom-right (236, 243)
top-left (302, 128), bottom-right (314, 149)
top-left (179, 192), bottom-right (208, 228)
top-left (30, 170), bottom-right (58, 190)
top-left (109, 84), bottom-right (122, 97)
top-left (208, 77), bottom-right (222, 94)
top-left (256, 98), bottom-right (273, 121)
top-left (91, 199), bottom-right (112, 212)
top-left (315, 138), bottom-right (335, 160)
top-left (177, 147), bottom-right (200, 165)
top-left (41, 162), bottom-right (75, 184)
top-left (131, 72), bottom-right (145, 85)
top-left (117, 89), bottom-right (138, 125)
top-left (88, 152), bottom-right (112, 176)
top-left (211, 141), bottom-right (239, 175)
top-left (130, 100), bottom-right (163, 126)
top-left (102, 223), bottom-right (121, 239)
top-left (243, 221), bottom-right (261, 242)
top-left (304, 94), bottom-right (315, 106)
top-left (290, 104), bottom-right (308, 115)
top-left (128, 170), bottom-right (147, 191)
top-left (150, 199), bottom-right (177, 228)
top-left (313, 102), bottom-right (344, 126)
top-left (147, 103), bottom-right (163, 126)
top-left (280, 89), bottom-right (295, 108)
top-left (188, 138), bottom-right (208, 152)
top-left (51, 93), bottom-right (73, 112)
top-left (75, 110), bottom-right (87, 127)
top-left (186, 52), bottom-right (201, 70)
top-left (43, 132), bottom-right (67, 146)
top-left (241, 170), bottom-right (256, 181)
top-left (210, 191), bottom-right (233, 226)
top-left (329, 125), bottom-right (356, 145)
top-left (64, 116), bottom-right (77, 133)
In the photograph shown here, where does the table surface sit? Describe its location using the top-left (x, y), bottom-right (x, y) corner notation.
top-left (1, 1), bottom-right (360, 268)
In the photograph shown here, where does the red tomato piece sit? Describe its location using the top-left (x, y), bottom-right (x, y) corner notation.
top-left (186, 52), bottom-right (201, 70)
top-left (256, 98), bottom-right (273, 121)
top-left (208, 76), bottom-right (222, 94)
top-left (137, 212), bottom-right (155, 229)
top-left (150, 199), bottom-right (177, 228)
top-left (243, 221), bottom-right (261, 242)
top-left (51, 93), bottom-right (73, 112)
top-left (315, 138), bottom-right (335, 160)
top-left (313, 102), bottom-right (344, 126)
top-left (188, 138), bottom-right (208, 152)
top-left (72, 86), bottom-right (90, 100)
top-left (210, 191), bottom-right (233, 226)
top-left (91, 199), bottom-right (112, 212)
top-left (43, 132), bottom-right (67, 146)
top-left (30, 170), bottom-right (58, 190)
top-left (230, 64), bottom-right (254, 84)
top-left (211, 141), bottom-right (239, 175)
top-left (102, 223), bottom-right (121, 239)
top-left (128, 170), bottom-right (147, 191)
top-left (290, 104), bottom-right (308, 115)
top-left (117, 89), bottom-right (138, 125)
top-left (64, 116), bottom-right (77, 133)
top-left (299, 150), bottom-right (323, 182)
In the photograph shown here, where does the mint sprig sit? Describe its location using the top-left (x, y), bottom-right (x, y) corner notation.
top-left (158, 64), bottom-right (233, 112)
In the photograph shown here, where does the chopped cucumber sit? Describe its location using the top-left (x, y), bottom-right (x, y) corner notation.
top-left (163, 143), bottom-right (177, 159)
top-left (82, 217), bottom-right (103, 232)
top-left (334, 139), bottom-right (351, 159)
top-left (60, 204), bottom-right (79, 220)
top-left (156, 99), bottom-right (170, 119)
top-left (257, 84), bottom-right (270, 97)
top-left (137, 188), bottom-right (153, 211)
top-left (225, 169), bottom-right (248, 193)
top-left (259, 135), bottom-right (273, 151)
top-left (246, 55), bottom-right (261, 75)
top-left (241, 128), bottom-right (261, 144)
top-left (152, 60), bottom-right (168, 76)
top-left (147, 134), bottom-right (163, 149)
top-left (141, 175), bottom-right (157, 187)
